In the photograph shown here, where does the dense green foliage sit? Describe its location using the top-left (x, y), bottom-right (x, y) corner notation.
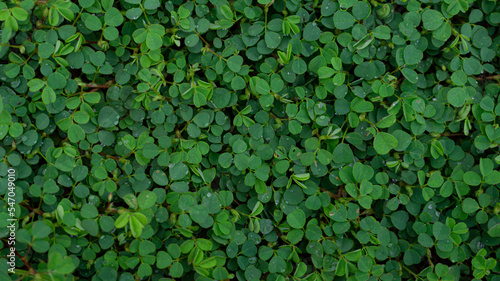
top-left (1, 0), bottom-right (500, 280)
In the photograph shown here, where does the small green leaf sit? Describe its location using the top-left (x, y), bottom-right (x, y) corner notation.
top-left (374, 132), bottom-right (398, 155)
top-left (98, 106), bottom-right (120, 128)
top-left (221, 5), bottom-right (233, 20)
top-left (287, 209), bottom-right (306, 229)
top-left (334, 10), bottom-right (355, 30)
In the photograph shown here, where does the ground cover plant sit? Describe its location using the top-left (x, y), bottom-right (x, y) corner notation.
top-left (0, 0), bottom-right (500, 280)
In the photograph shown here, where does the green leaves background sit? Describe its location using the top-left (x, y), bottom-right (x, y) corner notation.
top-left (0, 0), bottom-right (500, 280)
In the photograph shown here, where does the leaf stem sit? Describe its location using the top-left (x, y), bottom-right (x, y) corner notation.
top-left (15, 250), bottom-right (37, 275)
top-left (85, 79), bottom-right (115, 89)
top-left (0, 44), bottom-right (21, 48)
top-left (320, 187), bottom-right (340, 200)
top-left (194, 30), bottom-right (223, 59)
top-left (401, 265), bottom-right (423, 280)
top-left (475, 75), bottom-right (500, 81)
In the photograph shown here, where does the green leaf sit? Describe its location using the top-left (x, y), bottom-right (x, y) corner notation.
top-left (98, 106), bottom-right (120, 128)
top-left (463, 171), bottom-right (481, 186)
top-left (404, 45), bottom-right (423, 65)
top-left (143, 0), bottom-right (160, 9)
top-left (269, 256), bottom-right (287, 273)
top-left (488, 224), bottom-right (500, 237)
top-left (401, 68), bottom-right (418, 84)
top-left (318, 67), bottom-right (335, 79)
top-left (90, 51), bottom-right (106, 67)
top-left (184, 33), bottom-right (199, 47)
top-left (129, 214), bottom-right (145, 237)
top-left (170, 262), bottom-right (183, 278)
top-left (193, 92), bottom-right (207, 107)
top-left (105, 8), bottom-right (124, 26)
top-left (287, 209), bottom-right (306, 229)
top-left (139, 240), bottom-right (156, 256)
top-left (7, 1), bottom-right (500, 277)
top-left (372, 25), bottom-right (391, 39)
top-left (81, 204), bottom-right (99, 218)
top-left (447, 87), bottom-right (467, 107)
top-left (138, 191), bottom-right (157, 209)
top-left (47, 72), bottom-right (67, 89)
top-left (422, 10), bottom-right (444, 30)
top-left (193, 111), bottom-right (210, 128)
top-left (451, 70), bottom-right (467, 86)
top-left (303, 23), bottom-right (321, 41)
top-left (11, 7), bottom-right (28, 21)
top-left (146, 32), bottom-right (163, 50)
top-left (32, 221), bottom-right (51, 239)
top-left (265, 31), bottom-right (281, 49)
top-left (232, 139), bottom-right (247, 154)
top-left (198, 257), bottom-right (217, 268)
top-left (142, 143), bottom-right (159, 159)
top-left (227, 55), bottom-right (243, 72)
top-left (220, 5), bottom-right (233, 20)
top-left (462, 198), bottom-right (479, 214)
top-left (156, 251), bottom-right (172, 269)
top-left (170, 162), bottom-right (189, 181)
top-left (115, 212), bottom-right (130, 228)
top-left (391, 211), bottom-right (409, 231)
top-left (55, 154), bottom-right (76, 172)
top-left (418, 233), bottom-right (434, 248)
top-left (334, 10), bottom-right (355, 30)
top-left (332, 143), bottom-right (354, 164)
top-left (4, 63), bottom-right (20, 78)
top-left (42, 87), bottom-right (56, 104)
top-left (433, 222), bottom-right (451, 240)
top-left (374, 132), bottom-right (398, 155)
top-left (357, 256), bottom-right (373, 273)
top-left (48, 7), bottom-right (59, 26)
top-left (85, 15), bottom-right (102, 31)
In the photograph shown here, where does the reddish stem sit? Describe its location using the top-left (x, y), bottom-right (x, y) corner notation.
top-left (85, 79), bottom-right (115, 89)
top-left (195, 31), bottom-right (223, 59)
top-left (22, 204), bottom-right (44, 215)
top-left (475, 75), bottom-right (500, 81)
top-left (99, 152), bottom-right (120, 161)
top-left (15, 250), bottom-right (37, 275)
top-left (321, 187), bottom-right (340, 200)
